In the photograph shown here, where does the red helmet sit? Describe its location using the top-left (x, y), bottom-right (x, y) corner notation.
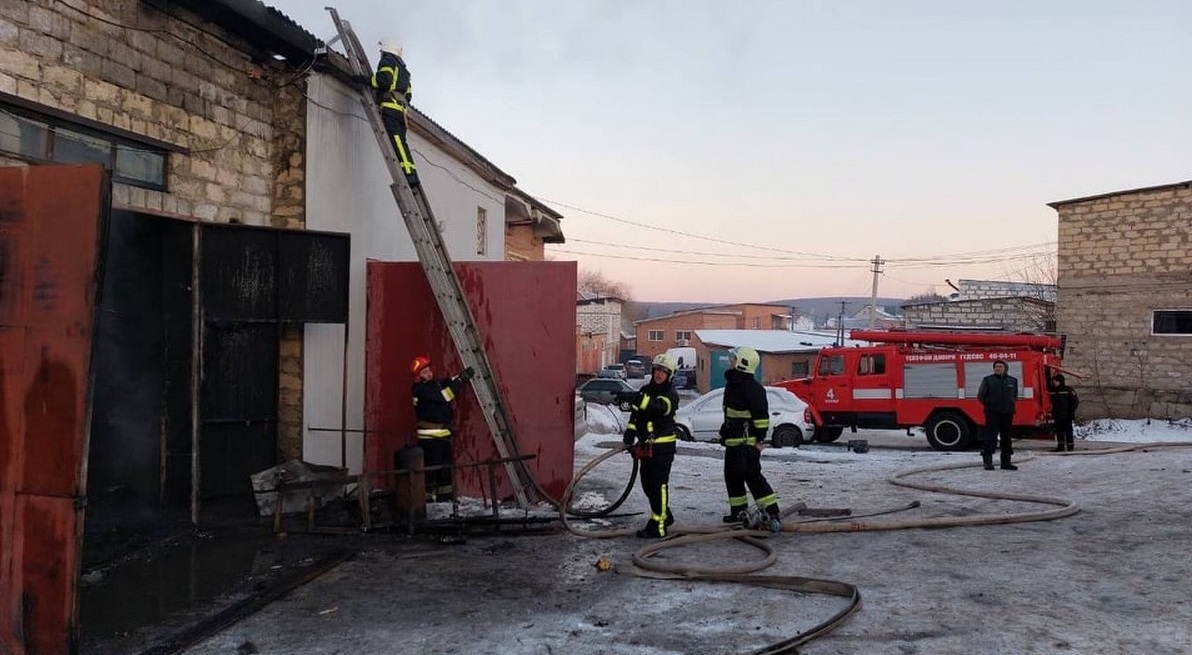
top-left (410, 356), bottom-right (432, 379)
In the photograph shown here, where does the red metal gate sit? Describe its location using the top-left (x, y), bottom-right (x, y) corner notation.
top-left (0, 165), bottom-right (107, 655)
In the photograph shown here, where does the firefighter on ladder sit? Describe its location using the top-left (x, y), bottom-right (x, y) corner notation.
top-left (411, 356), bottom-right (473, 502)
top-left (620, 354), bottom-right (681, 538)
top-left (372, 37), bottom-right (420, 188)
top-left (719, 346), bottom-right (782, 533)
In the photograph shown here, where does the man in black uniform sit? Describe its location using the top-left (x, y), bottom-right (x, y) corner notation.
top-left (1049, 374), bottom-right (1080, 452)
top-left (411, 356), bottom-right (473, 501)
top-left (371, 37), bottom-right (420, 188)
top-left (977, 359), bottom-right (1018, 471)
top-left (621, 354), bottom-right (681, 538)
top-left (719, 346), bottom-right (782, 533)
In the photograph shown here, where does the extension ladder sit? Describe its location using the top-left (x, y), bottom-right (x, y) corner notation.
top-left (326, 8), bottom-right (535, 507)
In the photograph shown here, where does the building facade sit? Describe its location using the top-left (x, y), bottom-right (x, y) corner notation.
top-left (1050, 180), bottom-right (1192, 420)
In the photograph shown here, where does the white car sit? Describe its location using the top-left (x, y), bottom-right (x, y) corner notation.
top-left (674, 386), bottom-right (814, 448)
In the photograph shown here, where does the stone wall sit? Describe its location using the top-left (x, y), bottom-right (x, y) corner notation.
top-left (504, 224), bottom-right (543, 260)
top-left (1, 0), bottom-right (309, 457)
top-left (1055, 183), bottom-right (1192, 419)
top-left (903, 297), bottom-right (1052, 332)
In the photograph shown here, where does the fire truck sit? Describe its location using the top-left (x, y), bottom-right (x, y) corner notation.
top-left (774, 330), bottom-right (1066, 451)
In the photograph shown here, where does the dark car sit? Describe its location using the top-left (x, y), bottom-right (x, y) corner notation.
top-left (577, 378), bottom-right (636, 405)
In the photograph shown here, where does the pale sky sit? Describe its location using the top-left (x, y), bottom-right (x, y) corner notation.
top-left (271, 1), bottom-right (1191, 303)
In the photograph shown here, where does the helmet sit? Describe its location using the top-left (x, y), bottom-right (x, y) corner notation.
top-left (410, 356), bottom-right (431, 379)
top-left (379, 37), bottom-right (403, 58)
top-left (730, 346), bottom-right (759, 375)
top-left (651, 354), bottom-right (676, 375)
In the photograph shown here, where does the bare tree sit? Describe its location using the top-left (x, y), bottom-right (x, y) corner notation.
top-left (1001, 250), bottom-right (1058, 331)
top-left (578, 268), bottom-right (632, 301)
top-left (905, 291), bottom-right (948, 304)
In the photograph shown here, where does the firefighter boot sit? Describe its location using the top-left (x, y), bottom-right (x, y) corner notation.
top-left (982, 452), bottom-right (994, 471)
top-left (1051, 441), bottom-right (1066, 453)
top-left (1066, 438), bottom-right (1075, 452)
top-left (722, 506), bottom-right (747, 524)
top-left (636, 520), bottom-right (662, 539)
top-left (1000, 453), bottom-right (1018, 471)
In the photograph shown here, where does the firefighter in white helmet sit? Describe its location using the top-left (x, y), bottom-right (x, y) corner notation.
top-left (719, 346), bottom-right (782, 533)
top-left (619, 354), bottom-right (681, 538)
top-left (371, 36), bottom-right (419, 188)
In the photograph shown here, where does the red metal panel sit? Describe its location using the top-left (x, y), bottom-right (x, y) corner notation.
top-left (365, 261), bottom-right (577, 500)
top-left (0, 165), bottom-right (107, 655)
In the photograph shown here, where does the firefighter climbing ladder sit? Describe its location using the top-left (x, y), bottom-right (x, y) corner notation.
top-left (326, 8), bottom-right (535, 507)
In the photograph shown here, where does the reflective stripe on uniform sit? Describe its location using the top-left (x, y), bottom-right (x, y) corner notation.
top-left (725, 408), bottom-right (751, 419)
top-left (440, 386), bottom-right (454, 402)
top-left (417, 429), bottom-right (451, 438)
top-left (722, 437), bottom-right (757, 447)
top-left (755, 493), bottom-right (779, 509)
top-left (645, 434), bottom-right (677, 444)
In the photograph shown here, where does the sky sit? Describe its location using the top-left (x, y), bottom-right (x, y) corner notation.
top-left (270, 1), bottom-right (1192, 303)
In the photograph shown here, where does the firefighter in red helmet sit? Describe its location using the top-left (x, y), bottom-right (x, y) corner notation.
top-left (410, 356), bottom-right (474, 502)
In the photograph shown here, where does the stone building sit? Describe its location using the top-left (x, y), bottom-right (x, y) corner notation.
top-left (901, 279), bottom-right (1055, 332)
top-left (576, 295), bottom-right (623, 369)
top-left (0, 0), bottom-right (566, 512)
top-left (1049, 180), bottom-right (1192, 420)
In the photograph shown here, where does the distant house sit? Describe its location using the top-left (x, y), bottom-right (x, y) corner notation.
top-left (901, 279), bottom-right (1055, 333)
top-left (634, 303), bottom-right (792, 362)
top-left (576, 295), bottom-right (623, 370)
top-left (691, 329), bottom-right (866, 391)
top-left (1049, 180), bottom-right (1192, 420)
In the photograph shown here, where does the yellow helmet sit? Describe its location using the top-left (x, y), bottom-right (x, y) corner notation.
top-left (730, 346), bottom-right (759, 374)
top-left (651, 354), bottom-right (676, 375)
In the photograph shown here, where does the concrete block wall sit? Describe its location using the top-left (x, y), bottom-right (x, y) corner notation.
top-left (1055, 183), bottom-right (1192, 419)
top-left (903, 298), bottom-right (1050, 332)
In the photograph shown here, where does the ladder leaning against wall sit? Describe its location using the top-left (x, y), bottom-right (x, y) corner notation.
top-left (326, 7), bottom-right (536, 507)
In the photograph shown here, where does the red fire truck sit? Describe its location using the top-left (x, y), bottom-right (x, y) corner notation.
top-left (774, 330), bottom-right (1066, 451)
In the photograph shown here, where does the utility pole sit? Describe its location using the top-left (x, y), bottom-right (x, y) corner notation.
top-left (868, 254), bottom-right (885, 329)
top-left (835, 300), bottom-right (849, 347)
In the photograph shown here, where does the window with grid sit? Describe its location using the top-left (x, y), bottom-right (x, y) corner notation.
top-left (0, 101), bottom-right (168, 190)
top-left (648, 330), bottom-right (664, 341)
top-left (675, 330), bottom-right (691, 342)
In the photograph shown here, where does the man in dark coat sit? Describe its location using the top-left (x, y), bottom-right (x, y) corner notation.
top-left (719, 346), bottom-right (782, 532)
top-left (411, 356), bottom-right (473, 501)
top-left (371, 37), bottom-right (420, 188)
top-left (977, 359), bottom-right (1018, 471)
top-left (621, 354), bottom-right (682, 538)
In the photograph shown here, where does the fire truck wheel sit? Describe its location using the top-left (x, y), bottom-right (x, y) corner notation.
top-left (771, 425), bottom-right (804, 449)
top-left (924, 411), bottom-right (974, 451)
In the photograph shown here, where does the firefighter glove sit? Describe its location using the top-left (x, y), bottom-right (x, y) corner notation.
top-left (622, 428), bottom-right (637, 446)
top-left (459, 366), bottom-right (476, 382)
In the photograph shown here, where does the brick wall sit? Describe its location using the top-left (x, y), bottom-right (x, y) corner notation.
top-left (1055, 183), bottom-right (1192, 419)
top-left (636, 313), bottom-right (737, 360)
top-left (504, 224), bottom-right (543, 260)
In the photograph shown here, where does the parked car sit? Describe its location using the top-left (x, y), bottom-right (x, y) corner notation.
top-left (597, 363), bottom-right (626, 379)
top-left (624, 359), bottom-right (646, 379)
top-left (674, 386), bottom-right (813, 448)
top-left (577, 377), bottom-right (636, 405)
top-left (671, 368), bottom-right (696, 390)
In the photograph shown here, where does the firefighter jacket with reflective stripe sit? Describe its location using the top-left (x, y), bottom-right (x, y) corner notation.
top-left (625, 379), bottom-right (680, 445)
top-left (721, 369), bottom-right (770, 445)
top-left (412, 376), bottom-right (463, 435)
top-left (977, 373), bottom-right (1018, 415)
top-left (372, 51), bottom-right (412, 113)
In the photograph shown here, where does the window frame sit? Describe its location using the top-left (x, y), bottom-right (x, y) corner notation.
top-left (647, 330), bottom-right (664, 342)
top-left (675, 330), bottom-right (692, 342)
top-left (1, 94), bottom-right (175, 191)
top-left (476, 206), bottom-right (488, 256)
top-left (1152, 309), bottom-right (1192, 336)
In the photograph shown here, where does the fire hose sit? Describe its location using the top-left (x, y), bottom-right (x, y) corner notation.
top-left (557, 441), bottom-right (1105, 654)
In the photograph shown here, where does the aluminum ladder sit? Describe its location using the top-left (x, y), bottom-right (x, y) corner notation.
top-left (326, 8), bottom-right (535, 507)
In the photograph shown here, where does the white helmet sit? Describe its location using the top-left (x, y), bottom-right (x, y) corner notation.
top-left (379, 37), bottom-right (403, 58)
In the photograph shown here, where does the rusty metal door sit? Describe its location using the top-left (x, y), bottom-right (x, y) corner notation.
top-left (0, 164), bottom-right (109, 655)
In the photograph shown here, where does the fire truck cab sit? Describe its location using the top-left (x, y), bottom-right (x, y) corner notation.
top-left (775, 330), bottom-right (1065, 451)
